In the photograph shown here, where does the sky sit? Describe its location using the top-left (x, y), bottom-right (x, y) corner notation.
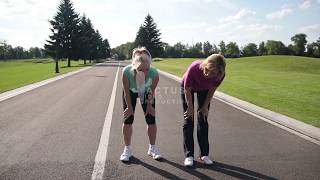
top-left (0, 0), bottom-right (319, 49)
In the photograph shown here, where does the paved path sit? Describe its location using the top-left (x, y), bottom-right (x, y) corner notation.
top-left (0, 61), bottom-right (319, 180)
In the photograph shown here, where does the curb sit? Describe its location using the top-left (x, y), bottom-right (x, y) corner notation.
top-left (0, 66), bottom-right (92, 102)
top-left (158, 69), bottom-right (320, 145)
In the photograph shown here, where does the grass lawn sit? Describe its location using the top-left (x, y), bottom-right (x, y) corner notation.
top-left (0, 59), bottom-right (92, 93)
top-left (153, 55), bottom-right (320, 128)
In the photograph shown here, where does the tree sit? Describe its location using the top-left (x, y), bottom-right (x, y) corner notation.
top-left (212, 44), bottom-right (219, 54)
top-left (29, 47), bottom-right (42, 58)
top-left (45, 16), bottom-right (63, 73)
top-left (134, 14), bottom-right (163, 57)
top-left (287, 44), bottom-right (295, 55)
top-left (265, 40), bottom-right (287, 55)
top-left (258, 41), bottom-right (266, 56)
top-left (203, 41), bottom-right (213, 57)
top-left (218, 41), bottom-right (226, 55)
top-left (314, 37), bottom-right (320, 58)
top-left (306, 43), bottom-right (316, 57)
top-left (45, 0), bottom-right (80, 68)
top-left (103, 39), bottom-right (111, 59)
top-left (242, 43), bottom-right (258, 57)
top-left (112, 42), bottom-right (135, 60)
top-left (0, 40), bottom-right (10, 60)
top-left (78, 15), bottom-right (91, 64)
top-left (185, 42), bottom-right (203, 58)
top-left (291, 33), bottom-right (307, 56)
top-left (162, 43), bottom-right (175, 58)
top-left (173, 42), bottom-right (186, 58)
top-left (225, 42), bottom-right (240, 58)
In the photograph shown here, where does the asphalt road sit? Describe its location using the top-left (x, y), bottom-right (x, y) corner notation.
top-left (0, 61), bottom-right (319, 180)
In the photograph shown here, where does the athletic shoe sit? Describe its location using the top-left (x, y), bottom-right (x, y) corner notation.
top-left (199, 156), bottom-right (213, 165)
top-left (147, 145), bottom-right (162, 160)
top-left (120, 146), bottom-right (132, 162)
top-left (184, 157), bottom-right (194, 167)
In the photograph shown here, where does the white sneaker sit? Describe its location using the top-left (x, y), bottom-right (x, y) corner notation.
top-left (120, 146), bottom-right (132, 162)
top-left (200, 156), bottom-right (213, 165)
top-left (147, 145), bottom-right (162, 160)
top-left (184, 157), bottom-right (194, 167)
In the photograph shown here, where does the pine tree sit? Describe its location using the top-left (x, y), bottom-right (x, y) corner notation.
top-left (44, 17), bottom-right (64, 73)
top-left (134, 14), bottom-right (163, 58)
top-left (78, 15), bottom-right (91, 64)
top-left (45, 0), bottom-right (80, 68)
top-left (102, 39), bottom-right (111, 59)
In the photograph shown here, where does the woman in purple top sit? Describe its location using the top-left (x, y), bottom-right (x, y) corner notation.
top-left (181, 54), bottom-right (226, 167)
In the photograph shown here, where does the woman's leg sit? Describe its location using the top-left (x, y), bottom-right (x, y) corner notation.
top-left (181, 86), bottom-right (195, 158)
top-left (141, 92), bottom-right (162, 159)
top-left (196, 90), bottom-right (210, 157)
top-left (141, 92), bottom-right (157, 145)
top-left (122, 90), bottom-right (137, 146)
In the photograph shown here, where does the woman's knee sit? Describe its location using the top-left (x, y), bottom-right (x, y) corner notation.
top-left (123, 115), bottom-right (134, 124)
top-left (145, 114), bottom-right (156, 125)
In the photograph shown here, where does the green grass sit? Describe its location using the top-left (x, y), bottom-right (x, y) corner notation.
top-left (153, 56), bottom-right (320, 127)
top-left (0, 59), bottom-right (92, 93)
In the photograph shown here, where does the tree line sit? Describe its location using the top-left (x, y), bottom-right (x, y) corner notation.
top-left (113, 15), bottom-right (320, 59)
top-left (0, 41), bottom-right (48, 60)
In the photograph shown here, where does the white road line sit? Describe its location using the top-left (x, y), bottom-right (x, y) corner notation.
top-left (91, 63), bottom-right (120, 180)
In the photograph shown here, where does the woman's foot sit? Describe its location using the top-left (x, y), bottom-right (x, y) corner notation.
top-left (184, 157), bottom-right (194, 167)
top-left (147, 145), bottom-right (162, 160)
top-left (120, 146), bottom-right (132, 162)
top-left (199, 156), bottom-right (213, 165)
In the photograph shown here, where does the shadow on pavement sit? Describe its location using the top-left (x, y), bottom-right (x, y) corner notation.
top-left (162, 158), bottom-right (215, 180)
top-left (123, 157), bottom-right (184, 180)
top-left (123, 157), bottom-right (278, 180)
top-left (198, 161), bottom-right (278, 180)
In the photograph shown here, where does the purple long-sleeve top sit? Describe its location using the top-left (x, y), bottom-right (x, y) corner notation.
top-left (181, 60), bottom-right (225, 91)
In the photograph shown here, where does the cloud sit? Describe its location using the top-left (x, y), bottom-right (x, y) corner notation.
top-left (203, 20), bottom-right (280, 46)
top-left (219, 9), bottom-right (256, 23)
top-left (299, 0), bottom-right (311, 9)
top-left (300, 24), bottom-right (320, 32)
top-left (266, 7), bottom-right (293, 20)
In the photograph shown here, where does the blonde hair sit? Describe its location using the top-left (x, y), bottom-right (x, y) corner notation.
top-left (200, 54), bottom-right (226, 77)
top-left (131, 47), bottom-right (152, 71)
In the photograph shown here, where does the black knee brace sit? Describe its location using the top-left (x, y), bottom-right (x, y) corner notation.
top-left (124, 115), bottom-right (134, 124)
top-left (145, 114), bottom-right (156, 125)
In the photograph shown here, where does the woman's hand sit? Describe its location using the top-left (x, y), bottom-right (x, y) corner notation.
top-left (123, 107), bottom-right (134, 119)
top-left (146, 104), bottom-right (155, 116)
top-left (198, 106), bottom-right (208, 120)
top-left (184, 106), bottom-right (194, 120)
